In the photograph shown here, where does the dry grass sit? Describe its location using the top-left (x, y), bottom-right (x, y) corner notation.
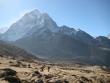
top-left (0, 56), bottom-right (110, 83)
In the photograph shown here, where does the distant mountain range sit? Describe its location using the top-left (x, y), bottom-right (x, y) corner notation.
top-left (0, 9), bottom-right (110, 66)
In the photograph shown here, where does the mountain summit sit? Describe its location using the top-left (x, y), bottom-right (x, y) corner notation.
top-left (1, 9), bottom-right (58, 41)
top-left (1, 9), bottom-right (110, 66)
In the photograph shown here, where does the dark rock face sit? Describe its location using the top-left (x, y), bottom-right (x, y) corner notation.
top-left (35, 79), bottom-right (44, 83)
top-left (14, 30), bottom-right (91, 61)
top-left (14, 28), bottom-right (110, 66)
top-left (0, 68), bottom-right (21, 83)
top-left (4, 76), bottom-right (21, 83)
top-left (96, 36), bottom-right (110, 48)
top-left (0, 68), bottom-right (16, 77)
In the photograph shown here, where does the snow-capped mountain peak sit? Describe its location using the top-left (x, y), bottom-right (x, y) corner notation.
top-left (25, 9), bottom-right (41, 20)
top-left (1, 9), bottom-right (58, 41)
top-left (30, 9), bottom-right (41, 15)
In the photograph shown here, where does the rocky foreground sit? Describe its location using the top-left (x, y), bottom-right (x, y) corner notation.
top-left (0, 56), bottom-right (110, 83)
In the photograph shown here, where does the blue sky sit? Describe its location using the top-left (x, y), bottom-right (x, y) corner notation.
top-left (0, 0), bottom-right (110, 36)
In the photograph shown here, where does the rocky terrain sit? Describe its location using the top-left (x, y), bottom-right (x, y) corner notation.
top-left (0, 56), bottom-right (110, 83)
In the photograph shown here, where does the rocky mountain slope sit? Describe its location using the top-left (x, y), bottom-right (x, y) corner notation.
top-left (1, 9), bottom-right (58, 41)
top-left (0, 27), bottom-right (9, 34)
top-left (0, 40), bottom-right (40, 61)
top-left (1, 9), bottom-right (110, 66)
top-left (96, 36), bottom-right (110, 48)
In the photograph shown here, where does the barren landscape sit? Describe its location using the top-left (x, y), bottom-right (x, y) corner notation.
top-left (0, 56), bottom-right (110, 83)
top-left (0, 1), bottom-right (110, 83)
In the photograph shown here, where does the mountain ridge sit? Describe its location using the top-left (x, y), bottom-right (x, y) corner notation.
top-left (1, 9), bottom-right (58, 41)
top-left (1, 9), bottom-right (110, 66)
top-left (0, 40), bottom-right (41, 62)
